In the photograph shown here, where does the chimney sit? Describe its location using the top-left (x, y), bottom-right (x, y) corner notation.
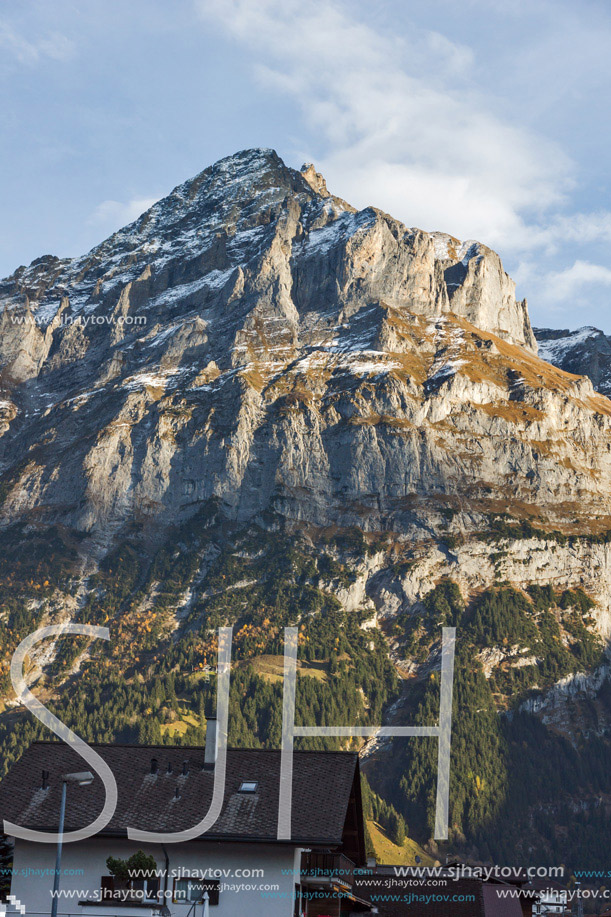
top-left (150, 758), bottom-right (158, 775)
top-left (204, 717), bottom-right (218, 765)
top-left (41, 769), bottom-right (50, 790)
top-left (182, 760), bottom-right (189, 776)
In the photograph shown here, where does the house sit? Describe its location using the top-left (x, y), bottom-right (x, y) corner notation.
top-left (531, 881), bottom-right (570, 916)
top-left (0, 728), bottom-right (372, 917)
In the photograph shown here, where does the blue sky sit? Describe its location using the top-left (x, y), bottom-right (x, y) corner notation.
top-left (1, 0), bottom-right (610, 330)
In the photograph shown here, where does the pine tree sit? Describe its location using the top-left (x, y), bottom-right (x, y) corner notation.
top-left (391, 812), bottom-right (406, 847)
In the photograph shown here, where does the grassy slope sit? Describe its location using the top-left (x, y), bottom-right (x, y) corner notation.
top-left (367, 820), bottom-right (436, 866)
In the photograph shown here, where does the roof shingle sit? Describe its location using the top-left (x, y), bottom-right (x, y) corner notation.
top-left (0, 742), bottom-right (359, 845)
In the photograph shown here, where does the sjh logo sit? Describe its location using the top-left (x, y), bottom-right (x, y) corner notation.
top-left (4, 623), bottom-right (456, 845)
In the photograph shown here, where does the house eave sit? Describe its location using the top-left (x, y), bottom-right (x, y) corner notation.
top-left (5, 827), bottom-right (343, 848)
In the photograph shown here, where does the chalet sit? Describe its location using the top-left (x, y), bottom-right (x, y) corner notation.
top-left (0, 729), bottom-right (372, 917)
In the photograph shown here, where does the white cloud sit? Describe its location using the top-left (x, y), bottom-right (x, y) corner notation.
top-left (0, 20), bottom-right (75, 64)
top-left (88, 198), bottom-right (159, 231)
top-left (195, 0), bottom-right (574, 251)
top-left (545, 261), bottom-right (611, 302)
top-left (527, 212), bottom-right (611, 253)
top-left (424, 31), bottom-right (475, 77)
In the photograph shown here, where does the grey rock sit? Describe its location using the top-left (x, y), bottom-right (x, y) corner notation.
top-left (0, 148), bottom-right (608, 544)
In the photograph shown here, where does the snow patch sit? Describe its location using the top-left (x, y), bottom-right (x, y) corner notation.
top-left (537, 327), bottom-right (601, 363)
top-left (431, 232), bottom-right (481, 265)
top-left (302, 210), bottom-right (375, 255)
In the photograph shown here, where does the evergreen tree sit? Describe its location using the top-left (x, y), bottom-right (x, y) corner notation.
top-left (392, 812), bottom-right (406, 847)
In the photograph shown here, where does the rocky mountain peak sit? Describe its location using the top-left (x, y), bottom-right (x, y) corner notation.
top-left (300, 162), bottom-right (330, 197)
top-left (0, 147), bottom-right (607, 541)
top-left (1, 148), bottom-right (535, 349)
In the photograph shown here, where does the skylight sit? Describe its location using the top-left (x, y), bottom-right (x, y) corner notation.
top-left (238, 781), bottom-right (258, 793)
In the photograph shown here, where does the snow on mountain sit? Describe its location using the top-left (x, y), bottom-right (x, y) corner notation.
top-left (535, 326), bottom-right (611, 396)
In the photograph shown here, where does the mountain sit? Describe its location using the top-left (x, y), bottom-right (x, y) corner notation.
top-left (0, 148), bottom-right (610, 868)
top-left (535, 325), bottom-right (611, 397)
top-left (3, 149), bottom-right (611, 538)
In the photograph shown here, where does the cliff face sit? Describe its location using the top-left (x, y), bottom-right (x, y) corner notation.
top-left (1, 148), bottom-right (609, 543)
top-left (1, 149), bottom-right (610, 865)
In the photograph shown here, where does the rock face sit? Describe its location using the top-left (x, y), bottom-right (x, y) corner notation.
top-left (1, 149), bottom-right (611, 866)
top-left (535, 325), bottom-right (611, 397)
top-left (432, 232), bottom-right (536, 351)
top-left (1, 148), bottom-right (609, 542)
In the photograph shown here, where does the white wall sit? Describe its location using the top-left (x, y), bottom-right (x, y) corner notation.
top-left (10, 837), bottom-right (302, 917)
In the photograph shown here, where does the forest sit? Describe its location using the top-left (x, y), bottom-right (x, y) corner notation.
top-left (0, 507), bottom-right (609, 868)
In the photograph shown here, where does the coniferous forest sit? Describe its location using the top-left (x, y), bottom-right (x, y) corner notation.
top-left (0, 504), bottom-right (609, 868)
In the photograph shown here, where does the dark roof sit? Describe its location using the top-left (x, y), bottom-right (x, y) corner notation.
top-left (355, 877), bottom-right (485, 917)
top-left (0, 742), bottom-right (359, 846)
top-left (354, 875), bottom-right (528, 917)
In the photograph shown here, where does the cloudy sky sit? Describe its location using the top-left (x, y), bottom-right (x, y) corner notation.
top-left (1, 0), bottom-right (610, 330)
